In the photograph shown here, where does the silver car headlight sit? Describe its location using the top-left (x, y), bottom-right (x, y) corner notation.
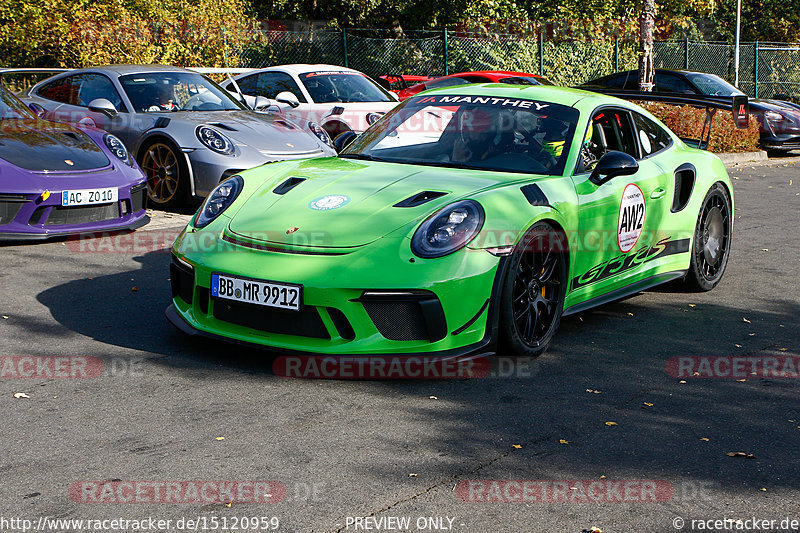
top-left (411, 200), bottom-right (485, 258)
top-left (309, 122), bottom-right (333, 147)
top-left (103, 134), bottom-right (131, 165)
top-left (195, 176), bottom-right (243, 228)
top-left (196, 125), bottom-right (235, 155)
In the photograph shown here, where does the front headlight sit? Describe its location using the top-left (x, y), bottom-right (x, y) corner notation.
top-left (309, 122), bottom-right (333, 147)
top-left (103, 134), bottom-right (131, 165)
top-left (195, 176), bottom-right (243, 228)
top-left (411, 200), bottom-right (485, 258)
top-left (764, 111), bottom-right (784, 123)
top-left (196, 125), bottom-right (235, 155)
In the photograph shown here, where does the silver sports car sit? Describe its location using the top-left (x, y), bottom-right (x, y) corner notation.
top-left (21, 65), bottom-right (337, 207)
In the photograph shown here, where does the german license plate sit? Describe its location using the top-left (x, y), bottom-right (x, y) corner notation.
top-left (61, 188), bottom-right (118, 206)
top-left (211, 272), bottom-right (301, 311)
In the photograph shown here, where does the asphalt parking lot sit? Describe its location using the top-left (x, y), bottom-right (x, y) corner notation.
top-left (1, 156), bottom-right (798, 533)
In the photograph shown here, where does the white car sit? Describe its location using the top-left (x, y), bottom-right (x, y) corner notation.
top-left (225, 64), bottom-right (399, 139)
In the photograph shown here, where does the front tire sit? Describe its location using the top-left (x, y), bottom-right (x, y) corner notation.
top-left (684, 182), bottom-right (732, 291)
top-left (499, 222), bottom-right (567, 357)
top-left (138, 139), bottom-right (189, 208)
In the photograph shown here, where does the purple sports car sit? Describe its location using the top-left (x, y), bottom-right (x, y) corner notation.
top-left (0, 83), bottom-right (148, 240)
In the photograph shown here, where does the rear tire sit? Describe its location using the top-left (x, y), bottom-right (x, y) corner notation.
top-left (499, 222), bottom-right (567, 357)
top-left (684, 183), bottom-right (732, 291)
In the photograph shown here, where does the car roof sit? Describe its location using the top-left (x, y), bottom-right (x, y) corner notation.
top-left (244, 64), bottom-right (366, 76)
top-left (75, 64), bottom-right (197, 76)
top-left (449, 70), bottom-right (546, 78)
top-left (419, 83), bottom-right (607, 108)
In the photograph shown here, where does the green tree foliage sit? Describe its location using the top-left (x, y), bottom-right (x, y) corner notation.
top-left (0, 0), bottom-right (257, 67)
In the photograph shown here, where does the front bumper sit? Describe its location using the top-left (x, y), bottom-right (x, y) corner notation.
top-left (759, 133), bottom-right (800, 151)
top-left (0, 182), bottom-right (149, 241)
top-left (167, 227), bottom-right (503, 355)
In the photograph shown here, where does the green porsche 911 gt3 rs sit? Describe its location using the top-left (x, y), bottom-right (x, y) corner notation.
top-left (166, 84), bottom-right (734, 357)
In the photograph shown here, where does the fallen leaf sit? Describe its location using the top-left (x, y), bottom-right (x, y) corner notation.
top-left (790, 179), bottom-right (793, 186)
top-left (688, 304), bottom-right (696, 308)
top-left (743, 318), bottom-right (751, 323)
top-left (679, 380), bottom-right (687, 384)
top-left (512, 444), bottom-right (523, 449)
top-left (585, 389), bottom-right (601, 394)
top-left (13, 392), bottom-right (30, 399)
top-left (761, 248), bottom-right (769, 252)
top-left (604, 421), bottom-right (618, 427)
top-left (215, 437), bottom-right (225, 441)
top-left (599, 475), bottom-right (606, 479)
top-left (760, 488), bottom-right (767, 491)
top-left (700, 437), bottom-right (710, 441)
top-left (131, 287), bottom-right (138, 292)
top-left (225, 500), bottom-right (232, 507)
top-left (429, 396), bottom-right (438, 400)
top-left (735, 344), bottom-right (742, 348)
top-left (559, 439), bottom-right (570, 444)
top-left (409, 473), bottom-right (418, 477)
top-left (627, 312), bottom-right (634, 316)
top-left (1, 315), bottom-right (7, 319)
top-left (779, 348), bottom-right (788, 352)
top-left (643, 402), bottom-right (654, 407)
top-left (736, 379), bottom-right (746, 382)
top-left (726, 452), bottom-right (756, 459)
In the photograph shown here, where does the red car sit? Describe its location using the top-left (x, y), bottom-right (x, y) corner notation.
top-left (378, 75), bottom-right (434, 94)
top-left (396, 70), bottom-right (553, 100)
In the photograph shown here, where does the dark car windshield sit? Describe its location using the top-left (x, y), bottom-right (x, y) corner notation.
top-left (299, 71), bottom-right (392, 103)
top-left (0, 84), bottom-right (35, 120)
top-left (685, 73), bottom-right (745, 97)
top-left (341, 94), bottom-right (579, 176)
top-left (119, 72), bottom-right (245, 113)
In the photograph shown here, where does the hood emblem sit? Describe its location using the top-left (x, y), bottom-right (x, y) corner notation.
top-left (64, 159), bottom-right (74, 166)
top-left (309, 195), bottom-right (350, 211)
top-left (286, 226), bottom-right (299, 234)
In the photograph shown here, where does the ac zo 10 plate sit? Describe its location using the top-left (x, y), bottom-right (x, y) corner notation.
top-left (61, 187), bottom-right (118, 207)
top-left (211, 272), bottom-right (302, 311)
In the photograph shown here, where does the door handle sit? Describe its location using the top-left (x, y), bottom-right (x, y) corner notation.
top-left (650, 187), bottom-right (667, 199)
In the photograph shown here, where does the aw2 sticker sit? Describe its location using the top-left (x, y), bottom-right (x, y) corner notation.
top-left (618, 183), bottom-right (645, 253)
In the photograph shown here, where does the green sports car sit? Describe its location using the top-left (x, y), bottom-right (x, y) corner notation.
top-left (166, 84), bottom-right (733, 357)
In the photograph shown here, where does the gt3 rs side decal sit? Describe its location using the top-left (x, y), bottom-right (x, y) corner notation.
top-left (571, 237), bottom-right (690, 291)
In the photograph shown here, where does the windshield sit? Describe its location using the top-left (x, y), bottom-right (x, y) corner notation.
top-left (341, 95), bottom-right (579, 176)
top-left (119, 72), bottom-right (245, 113)
top-left (299, 71), bottom-right (392, 103)
top-left (0, 84), bottom-right (35, 120)
top-left (685, 73), bottom-right (745, 97)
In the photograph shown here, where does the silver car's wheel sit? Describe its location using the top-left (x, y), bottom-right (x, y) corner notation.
top-left (139, 140), bottom-right (187, 208)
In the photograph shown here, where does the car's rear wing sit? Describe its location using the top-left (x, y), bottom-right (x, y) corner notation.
top-left (583, 89), bottom-right (750, 150)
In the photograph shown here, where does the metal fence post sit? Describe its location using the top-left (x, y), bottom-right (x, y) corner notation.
top-left (684, 37), bottom-right (689, 69)
top-left (753, 41), bottom-right (759, 98)
top-left (342, 28), bottom-right (348, 68)
top-left (539, 31), bottom-right (544, 76)
top-left (614, 35), bottom-right (619, 72)
top-left (443, 28), bottom-right (449, 76)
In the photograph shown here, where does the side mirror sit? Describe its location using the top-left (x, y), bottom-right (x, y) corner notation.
top-left (28, 102), bottom-right (46, 117)
top-left (275, 91), bottom-right (300, 108)
top-left (589, 150), bottom-right (639, 185)
top-left (88, 98), bottom-right (118, 118)
top-left (333, 130), bottom-right (357, 153)
top-left (253, 96), bottom-right (271, 111)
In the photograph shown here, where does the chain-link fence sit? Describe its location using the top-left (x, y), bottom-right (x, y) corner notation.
top-left (231, 30), bottom-right (800, 101)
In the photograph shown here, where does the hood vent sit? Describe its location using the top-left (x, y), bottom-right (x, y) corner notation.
top-left (393, 190), bottom-right (448, 208)
top-left (273, 176), bottom-right (307, 195)
top-left (273, 119), bottom-right (296, 130)
top-left (209, 122), bottom-right (238, 132)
